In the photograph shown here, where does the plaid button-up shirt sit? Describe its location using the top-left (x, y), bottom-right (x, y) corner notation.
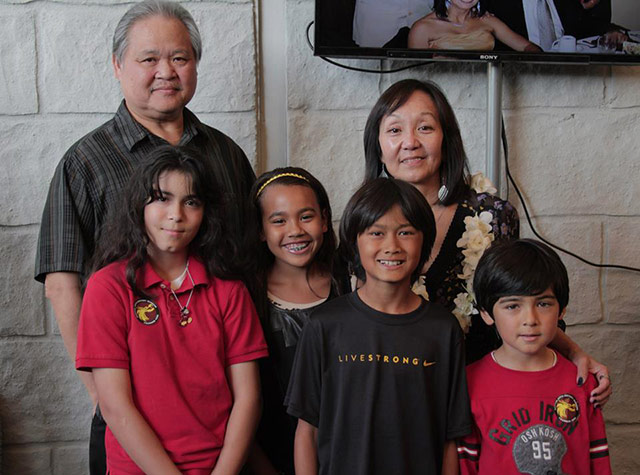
top-left (35, 100), bottom-right (255, 283)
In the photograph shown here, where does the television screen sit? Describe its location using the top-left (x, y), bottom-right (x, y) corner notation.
top-left (315, 0), bottom-right (640, 64)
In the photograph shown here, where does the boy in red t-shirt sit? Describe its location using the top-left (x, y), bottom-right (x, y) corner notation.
top-left (458, 239), bottom-right (611, 475)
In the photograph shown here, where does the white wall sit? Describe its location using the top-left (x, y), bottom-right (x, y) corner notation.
top-left (285, 1), bottom-right (640, 474)
top-left (0, 0), bottom-right (638, 473)
top-left (0, 0), bottom-right (259, 472)
top-left (613, 0), bottom-right (640, 30)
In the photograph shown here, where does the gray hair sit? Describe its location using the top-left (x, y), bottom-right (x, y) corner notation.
top-left (113, 1), bottom-right (202, 64)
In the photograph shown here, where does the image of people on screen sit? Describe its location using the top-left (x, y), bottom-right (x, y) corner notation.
top-left (352, 0), bottom-right (434, 47)
top-left (320, 0), bottom-right (639, 55)
top-left (483, 0), bottom-right (631, 53)
top-left (408, 0), bottom-right (541, 52)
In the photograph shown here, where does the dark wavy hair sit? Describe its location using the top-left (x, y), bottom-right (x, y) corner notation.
top-left (339, 178), bottom-right (436, 284)
top-left (248, 167), bottom-right (337, 288)
top-left (91, 145), bottom-right (237, 297)
top-left (473, 239), bottom-right (570, 318)
top-left (363, 79), bottom-right (470, 206)
top-left (434, 0), bottom-right (487, 19)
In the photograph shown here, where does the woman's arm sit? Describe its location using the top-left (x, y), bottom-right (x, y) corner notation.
top-left (550, 331), bottom-right (612, 406)
top-left (408, 17), bottom-right (436, 49)
top-left (484, 16), bottom-right (542, 52)
top-left (211, 361), bottom-right (262, 475)
top-left (294, 419), bottom-right (319, 475)
top-left (93, 368), bottom-right (181, 475)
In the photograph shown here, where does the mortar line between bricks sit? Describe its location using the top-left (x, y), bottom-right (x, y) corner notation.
top-left (513, 213), bottom-right (640, 219)
top-left (0, 223), bottom-right (40, 229)
top-left (286, 107), bottom-right (640, 118)
top-left (0, 335), bottom-right (66, 341)
top-left (3, 440), bottom-right (88, 450)
top-left (565, 322), bottom-right (640, 329)
top-left (605, 422), bottom-right (640, 427)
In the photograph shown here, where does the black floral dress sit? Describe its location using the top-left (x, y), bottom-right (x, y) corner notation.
top-left (423, 188), bottom-right (520, 363)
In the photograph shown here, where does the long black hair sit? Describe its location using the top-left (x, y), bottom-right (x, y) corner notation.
top-left (91, 145), bottom-right (237, 297)
top-left (363, 79), bottom-right (470, 206)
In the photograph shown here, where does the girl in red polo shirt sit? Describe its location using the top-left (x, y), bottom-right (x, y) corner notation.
top-left (76, 145), bottom-right (267, 474)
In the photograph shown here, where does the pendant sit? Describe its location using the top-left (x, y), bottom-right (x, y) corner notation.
top-left (179, 308), bottom-right (192, 327)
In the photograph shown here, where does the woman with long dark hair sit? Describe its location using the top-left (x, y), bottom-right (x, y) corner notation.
top-left (408, 0), bottom-right (541, 51)
top-left (362, 79), bottom-right (611, 406)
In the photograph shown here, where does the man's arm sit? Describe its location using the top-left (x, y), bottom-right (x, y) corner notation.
top-left (93, 368), bottom-right (181, 474)
top-left (211, 361), bottom-right (262, 475)
top-left (45, 272), bottom-right (97, 405)
top-left (294, 419), bottom-right (318, 475)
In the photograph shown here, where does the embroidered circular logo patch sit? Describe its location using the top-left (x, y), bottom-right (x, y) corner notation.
top-left (554, 394), bottom-right (579, 423)
top-left (134, 299), bottom-right (160, 325)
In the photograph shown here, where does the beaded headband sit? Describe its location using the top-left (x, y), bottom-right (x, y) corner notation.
top-left (256, 172), bottom-right (309, 198)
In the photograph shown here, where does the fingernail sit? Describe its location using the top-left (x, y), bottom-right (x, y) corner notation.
top-left (577, 377), bottom-right (584, 386)
top-left (594, 403), bottom-right (600, 409)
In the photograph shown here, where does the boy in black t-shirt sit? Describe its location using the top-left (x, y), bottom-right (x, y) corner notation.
top-left (285, 178), bottom-right (471, 475)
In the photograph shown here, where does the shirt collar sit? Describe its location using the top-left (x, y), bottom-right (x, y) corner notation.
top-left (114, 100), bottom-right (151, 151)
top-left (139, 256), bottom-right (209, 291)
top-left (181, 107), bottom-right (205, 143)
top-left (114, 100), bottom-right (203, 151)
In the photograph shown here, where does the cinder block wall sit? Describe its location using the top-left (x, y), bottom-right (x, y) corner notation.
top-left (0, 0), bottom-right (258, 472)
top-left (285, 1), bottom-right (640, 474)
top-left (0, 0), bottom-right (638, 473)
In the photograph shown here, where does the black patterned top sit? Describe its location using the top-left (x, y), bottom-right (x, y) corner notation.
top-left (423, 188), bottom-right (520, 363)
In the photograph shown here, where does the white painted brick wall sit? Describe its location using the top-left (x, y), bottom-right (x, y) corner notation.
top-left (0, 230), bottom-right (46, 336)
top-left (0, 12), bottom-right (38, 115)
top-left (0, 1), bottom-right (259, 472)
top-left (1, 0), bottom-right (639, 472)
top-left (285, 1), bottom-right (640, 474)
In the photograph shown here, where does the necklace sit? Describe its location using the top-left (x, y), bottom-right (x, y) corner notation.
top-left (170, 263), bottom-right (196, 327)
top-left (432, 204), bottom-right (447, 225)
top-left (491, 349), bottom-right (557, 368)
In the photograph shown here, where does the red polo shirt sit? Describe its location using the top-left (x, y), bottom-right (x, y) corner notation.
top-left (77, 257), bottom-right (268, 473)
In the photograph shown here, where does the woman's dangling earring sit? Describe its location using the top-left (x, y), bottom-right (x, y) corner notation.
top-left (380, 163), bottom-right (390, 178)
top-left (437, 184), bottom-right (448, 203)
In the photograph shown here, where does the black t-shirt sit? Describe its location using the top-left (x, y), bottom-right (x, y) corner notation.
top-left (285, 292), bottom-right (471, 475)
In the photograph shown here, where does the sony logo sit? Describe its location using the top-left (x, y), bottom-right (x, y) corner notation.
top-left (480, 54), bottom-right (499, 60)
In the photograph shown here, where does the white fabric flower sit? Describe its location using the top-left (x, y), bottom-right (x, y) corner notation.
top-left (463, 229), bottom-right (494, 253)
top-left (453, 207), bottom-right (495, 332)
top-left (411, 275), bottom-right (430, 301)
top-left (470, 172), bottom-right (497, 195)
top-left (452, 292), bottom-right (474, 332)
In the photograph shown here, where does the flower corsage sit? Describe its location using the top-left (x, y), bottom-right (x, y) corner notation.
top-left (453, 210), bottom-right (495, 332)
top-left (410, 172), bottom-right (498, 333)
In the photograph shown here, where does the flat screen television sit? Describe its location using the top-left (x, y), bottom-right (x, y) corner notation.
top-left (315, 0), bottom-right (640, 64)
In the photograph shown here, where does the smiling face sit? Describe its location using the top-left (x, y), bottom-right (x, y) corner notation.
top-left (449, 0), bottom-right (480, 11)
top-left (113, 15), bottom-right (197, 124)
top-left (356, 205), bottom-right (423, 289)
top-left (378, 91), bottom-right (444, 193)
top-left (260, 184), bottom-right (328, 273)
top-left (144, 170), bottom-right (203, 266)
top-left (482, 288), bottom-right (562, 367)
